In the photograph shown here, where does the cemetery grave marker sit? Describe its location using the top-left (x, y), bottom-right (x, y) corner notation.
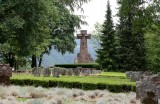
top-left (0, 64), bottom-right (12, 85)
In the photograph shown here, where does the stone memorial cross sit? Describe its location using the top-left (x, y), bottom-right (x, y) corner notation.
top-left (75, 30), bottom-right (93, 63)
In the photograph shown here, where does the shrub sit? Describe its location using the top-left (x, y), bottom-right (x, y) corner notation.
top-left (97, 83), bottom-right (107, 90)
top-left (58, 81), bottom-right (73, 88)
top-left (49, 80), bottom-right (58, 87)
top-left (72, 82), bottom-right (82, 89)
top-left (54, 63), bottom-right (101, 70)
top-left (10, 79), bottom-right (135, 93)
top-left (82, 83), bottom-right (97, 90)
top-left (106, 84), bottom-right (135, 93)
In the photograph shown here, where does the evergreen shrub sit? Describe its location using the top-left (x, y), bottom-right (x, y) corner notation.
top-left (10, 79), bottom-right (135, 92)
top-left (54, 63), bottom-right (101, 70)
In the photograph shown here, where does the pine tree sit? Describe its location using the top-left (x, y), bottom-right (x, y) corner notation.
top-left (96, 0), bottom-right (117, 71)
top-left (117, 0), bottom-right (147, 71)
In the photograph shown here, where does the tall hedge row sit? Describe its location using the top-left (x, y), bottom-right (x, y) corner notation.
top-left (54, 63), bottom-right (100, 69)
top-left (10, 79), bottom-right (135, 93)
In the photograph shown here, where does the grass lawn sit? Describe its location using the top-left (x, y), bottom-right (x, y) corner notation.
top-left (11, 72), bottom-right (135, 86)
top-left (16, 98), bottom-right (29, 102)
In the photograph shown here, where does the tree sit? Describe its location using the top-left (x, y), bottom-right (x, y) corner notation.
top-left (92, 22), bottom-right (103, 50)
top-left (0, 0), bottom-right (90, 69)
top-left (117, 0), bottom-right (147, 71)
top-left (0, 0), bottom-right (56, 68)
top-left (144, 0), bottom-right (160, 72)
top-left (96, 1), bottom-right (117, 71)
top-left (37, 0), bottom-right (89, 67)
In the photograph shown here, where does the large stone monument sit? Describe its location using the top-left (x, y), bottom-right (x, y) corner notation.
top-left (75, 30), bottom-right (93, 63)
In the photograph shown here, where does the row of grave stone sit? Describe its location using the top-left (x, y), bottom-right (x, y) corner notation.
top-left (136, 72), bottom-right (160, 104)
top-left (126, 71), bottom-right (153, 82)
top-left (32, 67), bottom-right (101, 77)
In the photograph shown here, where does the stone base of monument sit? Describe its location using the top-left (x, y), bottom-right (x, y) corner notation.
top-left (76, 53), bottom-right (93, 63)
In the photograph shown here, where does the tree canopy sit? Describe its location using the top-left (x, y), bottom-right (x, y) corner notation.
top-left (96, 1), bottom-right (117, 71)
top-left (0, 0), bottom-right (90, 68)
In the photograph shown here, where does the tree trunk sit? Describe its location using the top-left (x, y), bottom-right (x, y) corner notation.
top-left (14, 61), bottom-right (19, 71)
top-left (38, 54), bottom-right (43, 67)
top-left (8, 52), bottom-right (15, 67)
top-left (31, 55), bottom-right (37, 68)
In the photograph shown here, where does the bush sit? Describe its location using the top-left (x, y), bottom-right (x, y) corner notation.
top-left (49, 80), bottom-right (58, 87)
top-left (54, 63), bottom-right (101, 70)
top-left (58, 81), bottom-right (73, 88)
top-left (72, 82), bottom-right (82, 89)
top-left (106, 84), bottom-right (135, 93)
top-left (10, 79), bottom-right (135, 93)
top-left (82, 83), bottom-right (97, 90)
top-left (97, 83), bottom-right (107, 90)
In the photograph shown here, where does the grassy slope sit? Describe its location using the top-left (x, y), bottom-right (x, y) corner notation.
top-left (11, 72), bottom-right (135, 86)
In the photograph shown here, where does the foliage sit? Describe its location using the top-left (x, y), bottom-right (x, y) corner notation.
top-left (0, 0), bottom-right (56, 67)
top-left (145, 32), bottom-right (160, 72)
top-left (54, 63), bottom-right (100, 69)
top-left (0, 0), bottom-right (90, 68)
top-left (36, 0), bottom-right (89, 67)
top-left (96, 1), bottom-right (117, 71)
top-left (144, 0), bottom-right (160, 72)
top-left (117, 0), bottom-right (147, 71)
top-left (91, 22), bottom-right (103, 50)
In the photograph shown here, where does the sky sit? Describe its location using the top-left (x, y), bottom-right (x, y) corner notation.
top-left (75, 0), bottom-right (118, 33)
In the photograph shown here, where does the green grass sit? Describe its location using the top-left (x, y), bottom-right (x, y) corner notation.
top-left (100, 72), bottom-right (126, 77)
top-left (16, 98), bottom-right (29, 102)
top-left (11, 72), bottom-right (135, 86)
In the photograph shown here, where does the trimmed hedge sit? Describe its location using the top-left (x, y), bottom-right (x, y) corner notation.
top-left (10, 79), bottom-right (136, 93)
top-left (54, 63), bottom-right (101, 70)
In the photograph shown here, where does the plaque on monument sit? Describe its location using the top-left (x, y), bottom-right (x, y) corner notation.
top-left (75, 30), bottom-right (93, 63)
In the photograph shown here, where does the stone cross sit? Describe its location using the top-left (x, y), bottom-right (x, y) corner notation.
top-left (75, 30), bottom-right (93, 63)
